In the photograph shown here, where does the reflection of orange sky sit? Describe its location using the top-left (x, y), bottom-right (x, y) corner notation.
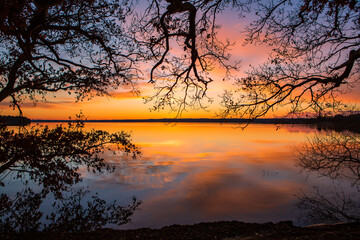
top-left (68, 122), bottom-right (323, 228)
top-left (74, 122), bottom-right (311, 186)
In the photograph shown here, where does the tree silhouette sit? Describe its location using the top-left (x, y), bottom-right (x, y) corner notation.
top-left (131, 1), bottom-right (359, 117)
top-left (219, 0), bottom-right (360, 119)
top-left (136, 0), bottom-right (242, 115)
top-left (45, 189), bottom-right (140, 232)
top-left (295, 130), bottom-right (360, 224)
top-left (5, 0), bottom-right (356, 118)
top-left (0, 0), bottom-right (150, 232)
top-left (0, 118), bottom-right (140, 198)
top-left (0, 0), bottom-right (139, 111)
top-left (0, 1), bottom-right (147, 232)
top-left (1, 188), bottom-right (43, 233)
top-left (296, 186), bottom-right (360, 224)
top-left (0, 188), bottom-right (141, 233)
top-left (0, 118), bottom-right (141, 233)
top-left (296, 131), bottom-right (360, 185)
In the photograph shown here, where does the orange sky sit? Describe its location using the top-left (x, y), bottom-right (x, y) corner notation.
top-left (0, 81), bottom-right (238, 120)
top-left (1, 9), bottom-right (359, 120)
top-left (0, 15), bottom-right (270, 120)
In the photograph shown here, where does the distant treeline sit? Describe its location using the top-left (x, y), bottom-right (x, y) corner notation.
top-left (33, 118), bottom-right (286, 123)
top-left (33, 118), bottom-right (308, 124)
top-left (0, 115), bottom-right (31, 126)
top-left (32, 114), bottom-right (360, 125)
top-left (29, 113), bottom-right (360, 133)
top-left (311, 113), bottom-right (360, 133)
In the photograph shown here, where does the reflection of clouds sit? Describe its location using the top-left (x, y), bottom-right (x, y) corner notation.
top-left (239, 150), bottom-right (291, 166)
top-left (249, 139), bottom-right (288, 144)
top-left (127, 167), bottom-right (301, 228)
top-left (89, 158), bottom-right (187, 190)
top-left (109, 91), bottom-right (142, 99)
top-left (88, 147), bottom-right (304, 228)
top-left (0, 100), bottom-right (74, 108)
top-left (144, 165), bottom-right (171, 174)
top-left (137, 140), bottom-right (183, 147)
top-left (84, 133), bottom-right (299, 191)
top-left (282, 125), bottom-right (321, 134)
top-left (76, 123), bottom-right (320, 228)
top-left (181, 171), bottom-right (296, 214)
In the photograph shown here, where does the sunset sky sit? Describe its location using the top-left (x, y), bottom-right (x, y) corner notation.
top-left (1, 6), bottom-right (359, 120)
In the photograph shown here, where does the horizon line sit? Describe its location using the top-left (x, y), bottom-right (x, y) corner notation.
top-left (31, 117), bottom-right (317, 124)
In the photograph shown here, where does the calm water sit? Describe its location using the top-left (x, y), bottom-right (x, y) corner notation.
top-left (4, 122), bottom-right (358, 229)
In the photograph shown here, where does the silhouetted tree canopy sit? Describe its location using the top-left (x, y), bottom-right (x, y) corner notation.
top-left (219, 0), bottom-right (360, 119)
top-left (1, 0), bottom-right (359, 117)
top-left (0, 0), bottom-right (139, 110)
top-left (129, 0), bottom-right (359, 117)
top-left (0, 0), bottom-right (150, 233)
top-left (0, 1), bottom-right (147, 233)
top-left (0, 118), bottom-right (140, 198)
top-left (136, 0), bottom-right (243, 115)
top-left (0, 118), bottom-right (141, 233)
top-left (0, 115), bottom-right (31, 126)
top-left (0, 188), bottom-right (141, 233)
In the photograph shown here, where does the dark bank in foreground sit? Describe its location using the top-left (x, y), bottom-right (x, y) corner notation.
top-left (2, 221), bottom-right (360, 240)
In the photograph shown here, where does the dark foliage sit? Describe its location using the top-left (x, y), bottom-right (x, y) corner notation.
top-left (296, 131), bottom-right (360, 185)
top-left (0, 0), bottom-right (139, 110)
top-left (129, 0), bottom-right (360, 118)
top-left (0, 118), bottom-right (141, 233)
top-left (219, 0), bottom-right (360, 119)
top-left (0, 0), bottom-right (147, 233)
top-left (2, 0), bottom-right (358, 118)
top-left (295, 130), bottom-right (360, 224)
top-left (0, 119), bottom-right (140, 198)
top-left (45, 190), bottom-right (141, 232)
top-left (296, 187), bottom-right (360, 224)
top-left (0, 188), bottom-right (43, 233)
top-left (0, 115), bottom-right (31, 126)
top-left (0, 188), bottom-right (141, 233)
top-left (136, 0), bottom-right (243, 115)
top-left (3, 221), bottom-right (360, 240)
top-left (317, 113), bottom-right (360, 133)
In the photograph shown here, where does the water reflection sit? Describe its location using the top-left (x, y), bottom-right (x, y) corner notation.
top-left (2, 122), bottom-right (358, 231)
top-left (77, 123), bottom-right (318, 228)
top-left (297, 131), bottom-right (360, 185)
top-left (296, 185), bottom-right (360, 224)
top-left (295, 130), bottom-right (360, 224)
top-left (0, 121), bottom-right (141, 233)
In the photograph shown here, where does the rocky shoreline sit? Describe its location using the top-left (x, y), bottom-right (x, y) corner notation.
top-left (4, 221), bottom-right (360, 240)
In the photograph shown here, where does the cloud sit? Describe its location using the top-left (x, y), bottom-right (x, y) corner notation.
top-left (0, 100), bottom-right (75, 109)
top-left (109, 90), bottom-right (143, 99)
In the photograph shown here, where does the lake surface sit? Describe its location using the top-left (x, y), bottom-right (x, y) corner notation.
top-left (3, 122), bottom-right (359, 229)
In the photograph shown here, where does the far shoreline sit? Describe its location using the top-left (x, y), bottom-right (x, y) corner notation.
top-left (31, 114), bottom-right (360, 133)
top-left (3, 221), bottom-right (359, 240)
top-left (4, 113), bottom-right (359, 133)
top-left (31, 117), bottom-right (324, 124)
